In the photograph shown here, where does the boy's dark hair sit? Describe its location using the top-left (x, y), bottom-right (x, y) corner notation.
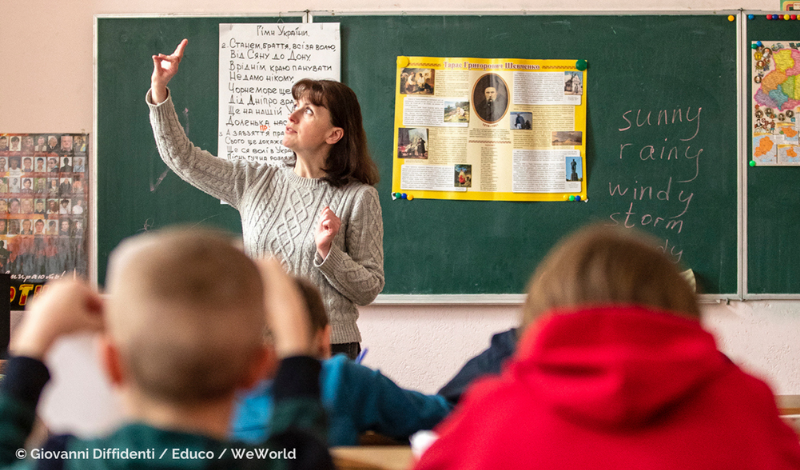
top-left (294, 276), bottom-right (328, 336)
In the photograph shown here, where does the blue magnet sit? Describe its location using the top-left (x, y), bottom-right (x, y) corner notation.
top-left (748, 14), bottom-right (754, 20)
top-left (575, 195), bottom-right (582, 202)
top-left (401, 193), bottom-right (408, 199)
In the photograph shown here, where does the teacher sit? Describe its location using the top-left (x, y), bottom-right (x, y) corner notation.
top-left (147, 40), bottom-right (384, 359)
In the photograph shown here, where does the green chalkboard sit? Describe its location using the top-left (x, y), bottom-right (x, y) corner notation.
top-left (96, 14), bottom-right (739, 295)
top-left (746, 16), bottom-right (800, 295)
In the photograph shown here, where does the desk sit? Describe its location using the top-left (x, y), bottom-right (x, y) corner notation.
top-left (332, 446), bottom-right (414, 470)
top-left (778, 396), bottom-right (800, 416)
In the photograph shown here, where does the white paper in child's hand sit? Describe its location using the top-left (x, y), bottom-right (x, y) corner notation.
top-left (410, 430), bottom-right (439, 458)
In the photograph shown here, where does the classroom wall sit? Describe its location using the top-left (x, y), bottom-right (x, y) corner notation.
top-left (3, 0), bottom-right (800, 437)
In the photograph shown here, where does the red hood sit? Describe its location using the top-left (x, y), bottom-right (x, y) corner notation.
top-left (510, 305), bottom-right (727, 429)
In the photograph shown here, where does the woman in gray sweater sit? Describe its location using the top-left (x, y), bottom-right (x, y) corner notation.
top-left (148, 40), bottom-right (384, 359)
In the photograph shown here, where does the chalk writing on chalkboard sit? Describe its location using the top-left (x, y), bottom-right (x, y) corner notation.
top-left (607, 106), bottom-right (704, 263)
top-left (217, 23), bottom-right (341, 165)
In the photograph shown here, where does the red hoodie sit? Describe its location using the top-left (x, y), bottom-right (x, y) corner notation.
top-left (415, 305), bottom-right (800, 470)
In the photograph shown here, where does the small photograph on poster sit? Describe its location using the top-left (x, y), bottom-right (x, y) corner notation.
top-left (21, 136), bottom-right (34, 153)
top-left (8, 157), bottom-right (21, 177)
top-left (8, 136), bottom-right (21, 152)
top-left (455, 164), bottom-right (472, 188)
top-left (444, 101), bottom-right (469, 124)
top-left (34, 177), bottom-right (46, 193)
top-left (0, 220), bottom-right (6, 235)
top-left (566, 156), bottom-right (583, 182)
top-left (34, 135), bottom-right (47, 152)
top-left (511, 112), bottom-right (532, 130)
top-left (400, 68), bottom-right (435, 95)
top-left (73, 157), bottom-right (85, 172)
top-left (72, 174), bottom-right (85, 193)
top-left (0, 179), bottom-right (6, 193)
top-left (34, 199), bottom-right (45, 214)
top-left (60, 135), bottom-right (73, 153)
top-left (60, 157), bottom-right (72, 173)
top-left (46, 219), bottom-right (57, 235)
top-left (21, 198), bottom-right (33, 215)
top-left (34, 157), bottom-right (45, 173)
top-left (21, 157), bottom-right (33, 173)
top-left (0, 136), bottom-right (8, 151)
top-left (0, 158), bottom-right (5, 173)
top-left (46, 135), bottom-right (59, 153)
top-left (74, 135), bottom-right (87, 153)
top-left (8, 198), bottom-right (20, 215)
top-left (46, 157), bottom-right (59, 173)
top-left (564, 71), bottom-right (583, 95)
top-left (397, 128), bottom-right (429, 159)
top-left (8, 220), bottom-right (19, 235)
top-left (46, 199), bottom-right (59, 215)
top-left (552, 131), bottom-right (583, 146)
top-left (21, 178), bottom-right (33, 193)
top-left (8, 178), bottom-right (19, 194)
top-left (753, 135), bottom-right (777, 164)
top-left (473, 73), bottom-right (509, 123)
top-left (0, 200), bottom-right (6, 214)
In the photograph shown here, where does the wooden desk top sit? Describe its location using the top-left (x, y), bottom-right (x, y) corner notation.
top-left (778, 395), bottom-right (800, 416)
top-left (332, 446), bottom-right (414, 470)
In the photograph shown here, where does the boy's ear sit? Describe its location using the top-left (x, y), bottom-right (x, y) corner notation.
top-left (317, 324), bottom-right (332, 360)
top-left (240, 345), bottom-right (278, 390)
top-left (97, 335), bottom-right (125, 387)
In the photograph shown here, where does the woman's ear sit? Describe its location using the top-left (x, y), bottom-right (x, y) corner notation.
top-left (326, 127), bottom-right (344, 145)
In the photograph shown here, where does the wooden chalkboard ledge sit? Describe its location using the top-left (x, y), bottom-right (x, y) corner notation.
top-left (371, 294), bottom-right (738, 305)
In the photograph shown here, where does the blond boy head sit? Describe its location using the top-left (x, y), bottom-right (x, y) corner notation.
top-left (104, 228), bottom-right (266, 403)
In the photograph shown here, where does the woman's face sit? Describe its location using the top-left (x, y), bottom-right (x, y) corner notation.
top-left (283, 96), bottom-right (340, 157)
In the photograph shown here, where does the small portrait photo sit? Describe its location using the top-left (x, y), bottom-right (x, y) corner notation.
top-left (552, 131), bottom-right (583, 146)
top-left (60, 157), bottom-right (73, 173)
top-left (564, 71), bottom-right (583, 95)
top-left (59, 177), bottom-right (72, 196)
top-left (35, 157), bottom-right (46, 173)
top-left (400, 68), bottom-right (435, 95)
top-left (472, 73), bottom-right (510, 124)
top-left (47, 157), bottom-right (59, 173)
top-left (0, 178), bottom-right (7, 193)
top-left (33, 218), bottom-right (46, 236)
top-left (72, 174), bottom-right (84, 193)
top-left (71, 198), bottom-right (85, 215)
top-left (34, 135), bottom-right (48, 152)
top-left (47, 199), bottom-right (59, 215)
top-left (59, 218), bottom-right (71, 236)
top-left (73, 218), bottom-right (84, 237)
top-left (21, 157), bottom-right (33, 173)
top-left (397, 128), bottom-right (428, 159)
top-left (9, 136), bottom-right (22, 152)
top-left (510, 112), bottom-right (532, 130)
top-left (59, 198), bottom-right (71, 215)
top-left (21, 178), bottom-right (33, 193)
top-left (444, 101), bottom-right (470, 123)
top-left (0, 157), bottom-right (6, 172)
top-left (0, 199), bottom-right (7, 214)
top-left (34, 198), bottom-right (46, 214)
top-left (47, 135), bottom-right (60, 153)
top-left (47, 219), bottom-right (58, 235)
top-left (0, 135), bottom-right (8, 151)
top-left (73, 157), bottom-right (85, 173)
top-left (0, 219), bottom-right (6, 235)
top-left (8, 177), bottom-right (20, 194)
top-left (74, 135), bottom-right (87, 153)
top-left (566, 156), bottom-right (583, 182)
top-left (8, 157), bottom-right (21, 173)
top-left (8, 219), bottom-right (20, 236)
top-left (8, 198), bottom-right (20, 214)
top-left (61, 135), bottom-right (73, 152)
top-left (455, 164), bottom-right (472, 188)
top-left (20, 219), bottom-right (33, 236)
top-left (34, 177), bottom-right (47, 193)
top-left (47, 178), bottom-right (59, 195)
top-left (21, 198), bottom-right (34, 214)
top-left (22, 136), bottom-right (35, 152)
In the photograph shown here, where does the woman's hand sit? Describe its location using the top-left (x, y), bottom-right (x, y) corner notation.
top-left (315, 206), bottom-right (341, 259)
top-left (151, 39), bottom-right (188, 104)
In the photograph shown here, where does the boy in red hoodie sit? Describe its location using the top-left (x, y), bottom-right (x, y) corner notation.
top-left (415, 225), bottom-right (800, 470)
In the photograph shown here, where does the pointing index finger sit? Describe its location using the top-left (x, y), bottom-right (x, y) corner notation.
top-left (173, 38), bottom-right (188, 59)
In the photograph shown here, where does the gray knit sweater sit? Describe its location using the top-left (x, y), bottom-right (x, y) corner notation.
top-left (148, 91), bottom-right (384, 344)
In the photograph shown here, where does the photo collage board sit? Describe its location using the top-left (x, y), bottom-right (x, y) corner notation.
top-left (0, 133), bottom-right (88, 280)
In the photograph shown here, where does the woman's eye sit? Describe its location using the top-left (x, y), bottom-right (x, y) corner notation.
top-left (304, 107), bottom-right (313, 115)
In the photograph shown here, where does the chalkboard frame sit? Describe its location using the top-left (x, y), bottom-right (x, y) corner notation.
top-left (93, 11), bottom-right (744, 302)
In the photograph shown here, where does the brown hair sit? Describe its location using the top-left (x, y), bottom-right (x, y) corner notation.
top-left (106, 228), bottom-right (265, 403)
top-left (294, 276), bottom-right (329, 336)
top-left (520, 224), bottom-right (699, 332)
top-left (291, 79), bottom-right (380, 187)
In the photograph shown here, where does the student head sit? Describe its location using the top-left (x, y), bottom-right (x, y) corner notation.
top-left (293, 276), bottom-right (331, 360)
top-left (289, 79), bottom-right (379, 187)
top-left (520, 225), bottom-right (699, 332)
top-left (101, 229), bottom-right (270, 407)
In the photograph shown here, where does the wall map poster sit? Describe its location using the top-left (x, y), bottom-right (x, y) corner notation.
top-left (751, 40), bottom-right (800, 165)
top-left (0, 133), bottom-right (88, 289)
top-left (391, 56), bottom-right (587, 201)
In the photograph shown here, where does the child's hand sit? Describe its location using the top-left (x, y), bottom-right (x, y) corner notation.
top-left (10, 279), bottom-right (104, 360)
top-left (256, 258), bottom-right (313, 358)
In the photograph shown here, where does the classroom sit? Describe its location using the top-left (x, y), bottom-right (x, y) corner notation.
top-left (2, 0), bottom-right (800, 465)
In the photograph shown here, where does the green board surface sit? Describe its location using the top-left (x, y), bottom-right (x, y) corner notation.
top-left (97, 14), bottom-right (738, 294)
top-left (746, 17), bottom-right (800, 294)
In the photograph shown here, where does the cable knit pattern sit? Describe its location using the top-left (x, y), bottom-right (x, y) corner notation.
top-left (147, 90), bottom-right (384, 344)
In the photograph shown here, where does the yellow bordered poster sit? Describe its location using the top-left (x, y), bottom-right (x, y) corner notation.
top-left (392, 56), bottom-right (587, 202)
